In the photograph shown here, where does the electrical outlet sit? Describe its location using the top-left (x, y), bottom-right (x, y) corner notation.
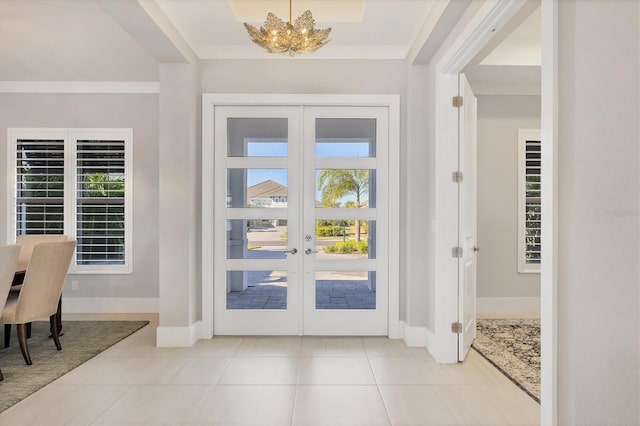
top-left (71, 280), bottom-right (79, 291)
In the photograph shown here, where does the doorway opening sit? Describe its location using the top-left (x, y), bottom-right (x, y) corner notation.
top-left (431, 0), bottom-right (555, 422)
top-left (201, 95), bottom-right (401, 338)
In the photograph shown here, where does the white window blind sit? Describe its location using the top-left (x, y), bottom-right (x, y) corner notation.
top-left (518, 129), bottom-right (541, 273)
top-left (76, 139), bottom-right (126, 266)
top-left (15, 139), bottom-right (65, 235)
top-left (7, 129), bottom-right (132, 274)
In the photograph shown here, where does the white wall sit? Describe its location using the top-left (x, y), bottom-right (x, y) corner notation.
top-left (413, 0), bottom-right (485, 334)
top-left (558, 0), bottom-right (639, 423)
top-left (201, 60), bottom-right (408, 96)
top-left (0, 93), bottom-right (159, 300)
top-left (476, 95), bottom-right (540, 300)
top-left (405, 64), bottom-right (435, 328)
top-left (158, 62), bottom-right (202, 329)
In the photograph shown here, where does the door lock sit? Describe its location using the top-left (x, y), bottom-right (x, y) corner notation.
top-left (305, 248), bottom-right (318, 255)
top-left (283, 248), bottom-right (298, 255)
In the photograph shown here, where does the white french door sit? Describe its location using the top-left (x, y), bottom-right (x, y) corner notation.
top-left (213, 105), bottom-right (389, 335)
top-left (302, 107), bottom-right (388, 335)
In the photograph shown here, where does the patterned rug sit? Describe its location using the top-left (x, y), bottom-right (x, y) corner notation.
top-left (0, 320), bottom-right (149, 412)
top-left (472, 318), bottom-right (540, 403)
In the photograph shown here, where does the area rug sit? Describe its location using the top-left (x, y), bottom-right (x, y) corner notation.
top-left (0, 320), bottom-right (148, 412)
top-left (472, 318), bottom-right (540, 403)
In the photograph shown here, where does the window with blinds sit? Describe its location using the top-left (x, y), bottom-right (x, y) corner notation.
top-left (518, 129), bottom-right (541, 273)
top-left (8, 129), bottom-right (132, 274)
top-left (76, 139), bottom-right (126, 266)
top-left (15, 139), bottom-right (65, 235)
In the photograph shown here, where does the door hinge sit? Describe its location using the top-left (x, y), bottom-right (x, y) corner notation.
top-left (452, 171), bottom-right (463, 183)
top-left (452, 96), bottom-right (463, 108)
top-left (451, 322), bottom-right (463, 334)
top-left (452, 247), bottom-right (463, 258)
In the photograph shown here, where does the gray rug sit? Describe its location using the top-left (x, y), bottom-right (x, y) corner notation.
top-left (472, 318), bottom-right (540, 403)
top-left (0, 320), bottom-right (148, 412)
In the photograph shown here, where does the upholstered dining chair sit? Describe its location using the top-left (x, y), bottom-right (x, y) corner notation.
top-left (6, 234), bottom-right (69, 346)
top-left (15, 235), bottom-right (69, 272)
top-left (0, 245), bottom-right (20, 380)
top-left (1, 241), bottom-right (76, 365)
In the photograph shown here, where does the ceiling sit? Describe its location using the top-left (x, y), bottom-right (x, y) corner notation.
top-left (0, 0), bottom-right (159, 81)
top-left (481, 6), bottom-right (540, 66)
top-left (465, 2), bottom-right (541, 95)
top-left (154, 0), bottom-right (437, 59)
top-left (0, 0), bottom-right (540, 93)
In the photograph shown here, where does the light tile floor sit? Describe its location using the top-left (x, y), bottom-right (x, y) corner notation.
top-left (0, 314), bottom-right (540, 426)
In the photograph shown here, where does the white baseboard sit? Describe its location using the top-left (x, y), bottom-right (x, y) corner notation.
top-left (477, 297), bottom-right (541, 313)
top-left (156, 321), bottom-right (202, 347)
top-left (61, 297), bottom-right (159, 313)
top-left (399, 322), bottom-right (432, 348)
top-left (388, 319), bottom-right (403, 339)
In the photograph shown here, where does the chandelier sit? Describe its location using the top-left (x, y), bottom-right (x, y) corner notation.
top-left (244, 0), bottom-right (331, 56)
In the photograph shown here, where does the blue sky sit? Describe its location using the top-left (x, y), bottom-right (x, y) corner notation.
top-left (246, 141), bottom-right (371, 203)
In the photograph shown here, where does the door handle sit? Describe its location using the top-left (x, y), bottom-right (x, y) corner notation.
top-left (283, 248), bottom-right (298, 255)
top-left (305, 248), bottom-right (318, 255)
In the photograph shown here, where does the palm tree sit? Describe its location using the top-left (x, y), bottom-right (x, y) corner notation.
top-left (317, 169), bottom-right (369, 242)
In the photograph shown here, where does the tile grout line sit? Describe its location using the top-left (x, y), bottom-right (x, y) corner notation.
top-left (87, 385), bottom-right (136, 426)
top-left (366, 351), bottom-right (393, 426)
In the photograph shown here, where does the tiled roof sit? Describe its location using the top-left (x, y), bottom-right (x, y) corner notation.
top-left (247, 180), bottom-right (288, 198)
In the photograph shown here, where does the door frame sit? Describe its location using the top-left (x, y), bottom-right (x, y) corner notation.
top-left (430, 1), bottom-right (558, 424)
top-left (201, 94), bottom-right (401, 338)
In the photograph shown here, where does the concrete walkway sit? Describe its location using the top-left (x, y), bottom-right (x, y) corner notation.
top-left (226, 272), bottom-right (376, 310)
top-left (227, 229), bottom-right (375, 310)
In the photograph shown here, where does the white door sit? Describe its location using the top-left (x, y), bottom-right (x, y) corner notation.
top-left (213, 105), bottom-right (389, 336)
top-left (458, 73), bottom-right (478, 361)
top-left (214, 106), bottom-right (302, 334)
top-left (302, 107), bottom-right (389, 335)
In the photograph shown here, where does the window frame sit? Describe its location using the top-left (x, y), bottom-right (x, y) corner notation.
top-left (7, 128), bottom-right (133, 274)
top-left (517, 128), bottom-right (541, 274)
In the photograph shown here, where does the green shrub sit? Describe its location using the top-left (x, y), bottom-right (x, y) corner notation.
top-left (316, 225), bottom-right (344, 237)
top-left (323, 240), bottom-right (368, 254)
top-left (334, 241), bottom-right (354, 253)
top-left (323, 245), bottom-right (338, 253)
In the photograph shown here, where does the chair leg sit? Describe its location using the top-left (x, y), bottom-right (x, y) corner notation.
top-left (56, 298), bottom-right (62, 335)
top-left (4, 324), bottom-right (11, 348)
top-left (17, 324), bottom-right (32, 365)
top-left (26, 322), bottom-right (32, 339)
top-left (0, 366), bottom-right (3, 381)
top-left (50, 315), bottom-right (62, 351)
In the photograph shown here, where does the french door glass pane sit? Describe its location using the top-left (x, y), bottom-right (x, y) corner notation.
top-left (315, 271), bottom-right (376, 310)
top-left (226, 219), bottom-right (288, 260)
top-left (226, 270), bottom-right (287, 310)
top-left (314, 118), bottom-right (376, 158)
top-left (227, 118), bottom-right (288, 157)
top-left (315, 169), bottom-right (375, 208)
top-left (227, 169), bottom-right (288, 208)
top-left (315, 219), bottom-right (375, 259)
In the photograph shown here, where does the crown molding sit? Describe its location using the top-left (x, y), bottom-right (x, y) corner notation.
top-left (0, 81), bottom-right (160, 94)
